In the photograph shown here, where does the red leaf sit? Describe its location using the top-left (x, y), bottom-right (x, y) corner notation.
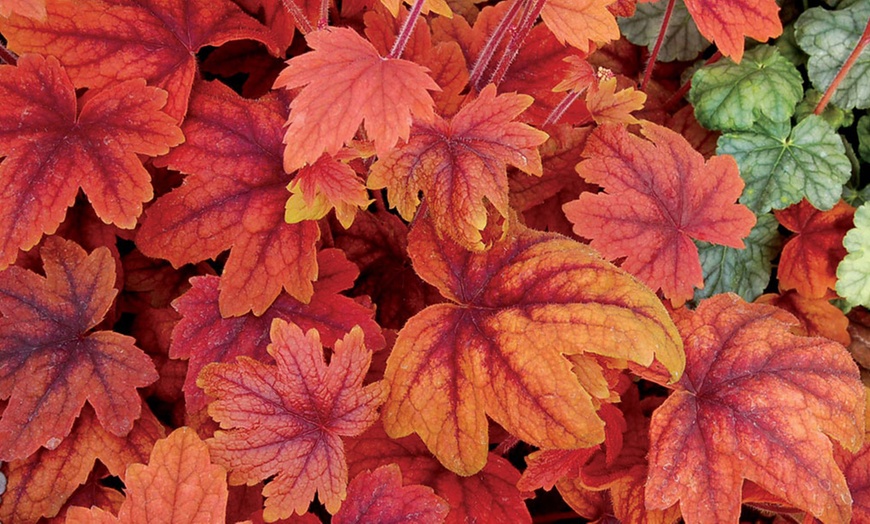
top-left (383, 215), bottom-right (683, 475)
top-left (171, 249), bottom-right (385, 414)
top-left (368, 84), bottom-right (549, 250)
top-left (137, 79), bottom-right (320, 316)
top-left (0, 54), bottom-right (182, 268)
top-left (0, 237), bottom-right (158, 460)
top-left (273, 26), bottom-right (440, 171)
top-left (837, 442), bottom-right (870, 523)
top-left (333, 464), bottom-right (449, 524)
top-left (646, 294), bottom-right (865, 523)
top-left (564, 122), bottom-right (756, 306)
top-left (683, 0), bottom-right (782, 62)
top-left (756, 290), bottom-right (851, 347)
top-left (198, 319), bottom-right (387, 519)
top-left (0, 0), bottom-right (45, 19)
top-left (0, 0), bottom-right (279, 120)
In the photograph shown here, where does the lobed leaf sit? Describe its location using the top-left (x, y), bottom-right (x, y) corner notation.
top-left (682, 0), bottom-right (782, 62)
top-left (837, 202), bottom-right (870, 307)
top-left (618, 0), bottom-right (709, 62)
top-left (333, 464), bottom-right (449, 524)
top-left (540, 0), bottom-right (620, 53)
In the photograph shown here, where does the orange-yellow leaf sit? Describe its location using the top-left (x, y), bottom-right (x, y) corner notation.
top-left (378, 0), bottom-right (452, 18)
top-left (585, 76), bottom-right (647, 125)
top-left (540, 0), bottom-right (619, 53)
top-left (285, 153), bottom-right (373, 229)
top-left (646, 293), bottom-right (865, 523)
top-left (273, 27), bottom-right (439, 171)
top-left (683, 0), bottom-right (781, 62)
top-left (756, 289), bottom-right (851, 347)
top-left (383, 214), bottom-right (683, 475)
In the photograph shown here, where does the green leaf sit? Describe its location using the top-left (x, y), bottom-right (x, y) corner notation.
top-left (618, 1), bottom-right (709, 62)
top-left (794, 90), bottom-right (854, 130)
top-left (858, 114), bottom-right (870, 163)
top-left (689, 45), bottom-right (803, 132)
top-left (836, 202), bottom-right (870, 307)
top-left (717, 115), bottom-right (852, 213)
top-left (693, 213), bottom-right (782, 303)
top-left (795, 1), bottom-right (870, 110)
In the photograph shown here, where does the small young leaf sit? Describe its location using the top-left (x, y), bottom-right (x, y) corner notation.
top-left (618, 0), bottom-right (709, 62)
top-left (837, 202), bottom-right (870, 307)
top-left (717, 115), bottom-right (852, 213)
top-left (689, 45), bottom-right (803, 131)
top-left (795, 1), bottom-right (870, 110)
top-left (693, 213), bottom-right (782, 302)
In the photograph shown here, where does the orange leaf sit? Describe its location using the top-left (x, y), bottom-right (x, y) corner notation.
top-left (683, 0), bottom-right (782, 62)
top-left (756, 289), bottom-right (851, 347)
top-left (273, 26), bottom-right (439, 171)
top-left (0, 237), bottom-right (158, 461)
top-left (368, 84), bottom-right (549, 250)
top-left (564, 122), bottom-right (756, 306)
top-left (540, 0), bottom-right (619, 53)
top-left (137, 79), bottom-right (320, 316)
top-left (775, 199), bottom-right (855, 299)
top-left (198, 319), bottom-right (387, 520)
top-left (0, 0), bottom-right (279, 120)
top-left (382, 215), bottom-right (683, 475)
top-left (65, 427), bottom-right (229, 524)
top-left (585, 76), bottom-right (647, 125)
top-left (333, 464), bottom-right (449, 524)
top-left (646, 294), bottom-right (865, 523)
top-left (285, 153), bottom-right (373, 229)
top-left (0, 0), bottom-right (44, 19)
top-left (837, 442), bottom-right (870, 523)
top-left (0, 54), bottom-right (182, 269)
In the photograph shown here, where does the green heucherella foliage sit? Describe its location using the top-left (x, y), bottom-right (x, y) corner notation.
top-left (794, 90), bottom-right (854, 130)
top-left (858, 114), bottom-right (870, 163)
top-left (689, 46), bottom-right (803, 132)
top-left (618, 0), bottom-right (709, 62)
top-left (795, 0), bottom-right (870, 110)
top-left (775, 24), bottom-right (807, 67)
top-left (693, 214), bottom-right (782, 303)
top-left (717, 115), bottom-right (852, 213)
top-left (836, 202), bottom-right (870, 307)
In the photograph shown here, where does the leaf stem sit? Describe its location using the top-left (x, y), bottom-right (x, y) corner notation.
top-left (279, 0), bottom-right (314, 35)
top-left (814, 17), bottom-right (870, 115)
top-left (388, 0), bottom-right (426, 59)
top-left (486, 0), bottom-right (547, 87)
top-left (543, 90), bottom-right (583, 127)
top-left (468, 0), bottom-right (525, 91)
top-left (0, 42), bottom-right (17, 66)
top-left (640, 0), bottom-right (676, 91)
top-left (318, 0), bottom-right (330, 29)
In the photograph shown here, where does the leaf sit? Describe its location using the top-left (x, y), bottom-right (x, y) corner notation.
top-left (285, 153), bottom-right (373, 229)
top-left (332, 464), bottom-right (449, 524)
top-left (618, 0), bottom-right (709, 62)
top-left (368, 84), bottom-right (549, 250)
top-left (645, 293), bottom-right (866, 523)
top-left (756, 290), bottom-right (851, 347)
top-left (837, 441), bottom-right (870, 523)
top-left (775, 199), bottom-right (855, 299)
top-left (378, 0), bottom-right (452, 18)
top-left (540, 0), bottom-right (620, 53)
top-left (717, 115), bottom-right (852, 214)
top-left (795, 1), bottom-right (870, 110)
top-left (565, 122), bottom-right (756, 306)
top-left (382, 214), bottom-right (683, 476)
top-left (693, 213), bottom-right (783, 303)
top-left (0, 237), bottom-right (158, 461)
top-left (0, 0), bottom-right (44, 19)
top-left (837, 202), bottom-right (870, 308)
top-left (198, 319), bottom-right (387, 520)
top-left (682, 0), bottom-right (782, 62)
top-left (273, 26), bottom-right (439, 171)
top-left (137, 79), bottom-right (320, 316)
top-left (584, 76), bottom-right (647, 125)
top-left (0, 54), bottom-right (183, 269)
top-left (859, 114), bottom-right (870, 163)
top-left (0, 0), bottom-right (279, 120)
top-left (689, 45), bottom-right (803, 132)
top-left (171, 249), bottom-right (385, 414)
top-left (65, 427), bottom-right (229, 524)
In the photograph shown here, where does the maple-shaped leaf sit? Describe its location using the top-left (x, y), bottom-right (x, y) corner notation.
top-left (383, 214), bottom-right (683, 475)
top-left (199, 319), bottom-right (387, 520)
top-left (66, 427), bottom-right (229, 524)
top-left (171, 249), bottom-right (385, 414)
top-left (756, 290), bottom-right (851, 347)
top-left (137, 79), bottom-right (320, 316)
top-left (584, 76), bottom-right (647, 125)
top-left (0, 402), bottom-right (163, 523)
top-left (689, 46), bottom-right (803, 132)
top-left (619, 0), bottom-right (709, 62)
top-left (837, 202), bottom-right (870, 308)
top-left (564, 122), bottom-right (756, 306)
top-left (0, 0), bottom-right (44, 19)
top-left (646, 293), bottom-right (866, 523)
top-left (540, 0), bottom-right (620, 53)
top-left (0, 0), bottom-right (279, 120)
top-left (718, 115), bottom-right (852, 214)
top-left (682, 0), bottom-right (781, 62)
top-left (0, 54), bottom-right (182, 269)
top-left (694, 213), bottom-right (783, 303)
top-left (776, 199), bottom-right (855, 299)
top-left (273, 27), bottom-right (439, 172)
top-left (332, 464), bottom-right (449, 524)
top-left (0, 237), bottom-right (158, 461)
top-left (795, 1), bottom-right (870, 110)
top-left (368, 84), bottom-right (549, 250)
top-left (285, 153), bottom-right (373, 229)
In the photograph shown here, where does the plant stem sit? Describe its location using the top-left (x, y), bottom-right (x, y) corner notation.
top-left (318, 0), bottom-right (330, 29)
top-left (468, 0), bottom-right (524, 91)
top-left (662, 51), bottom-right (721, 110)
top-left (640, 0), bottom-right (676, 91)
top-left (0, 42), bottom-right (17, 66)
top-left (487, 0), bottom-right (546, 87)
top-left (280, 0), bottom-right (314, 35)
top-left (543, 90), bottom-right (584, 127)
top-left (388, 0), bottom-right (426, 59)
top-left (814, 17), bottom-right (870, 115)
